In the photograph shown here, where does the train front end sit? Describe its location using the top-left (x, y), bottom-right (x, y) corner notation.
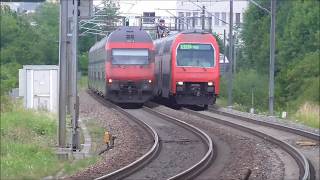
top-left (105, 27), bottom-right (155, 103)
top-left (172, 32), bottom-right (220, 107)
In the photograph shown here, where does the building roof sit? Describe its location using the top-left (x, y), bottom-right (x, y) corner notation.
top-left (22, 65), bottom-right (59, 70)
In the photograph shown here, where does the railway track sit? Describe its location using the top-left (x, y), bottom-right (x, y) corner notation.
top-left (208, 106), bottom-right (319, 141)
top-left (182, 107), bottom-right (319, 180)
top-left (88, 91), bottom-right (160, 180)
top-left (89, 91), bottom-right (214, 180)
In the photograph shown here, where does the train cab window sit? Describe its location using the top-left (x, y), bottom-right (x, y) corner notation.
top-left (112, 49), bottom-right (149, 65)
top-left (176, 44), bottom-right (214, 67)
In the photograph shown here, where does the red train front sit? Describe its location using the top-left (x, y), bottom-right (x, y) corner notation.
top-left (88, 27), bottom-right (155, 104)
top-left (154, 30), bottom-right (220, 109)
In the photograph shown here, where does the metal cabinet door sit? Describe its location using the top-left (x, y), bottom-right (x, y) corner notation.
top-left (33, 70), bottom-right (50, 111)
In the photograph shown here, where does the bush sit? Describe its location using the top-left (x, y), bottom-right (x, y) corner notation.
top-left (219, 69), bottom-right (269, 111)
top-left (294, 102), bottom-right (320, 128)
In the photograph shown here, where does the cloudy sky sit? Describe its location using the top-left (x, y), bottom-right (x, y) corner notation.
top-left (94, 0), bottom-right (177, 17)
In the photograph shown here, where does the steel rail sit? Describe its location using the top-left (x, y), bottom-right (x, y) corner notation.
top-left (208, 107), bottom-right (320, 141)
top-left (90, 90), bottom-right (214, 179)
top-left (143, 107), bottom-right (214, 180)
top-left (88, 91), bottom-right (160, 180)
top-left (183, 108), bottom-right (311, 180)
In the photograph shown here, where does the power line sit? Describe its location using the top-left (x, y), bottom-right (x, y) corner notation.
top-left (249, 0), bottom-right (270, 14)
top-left (188, 0), bottom-right (229, 25)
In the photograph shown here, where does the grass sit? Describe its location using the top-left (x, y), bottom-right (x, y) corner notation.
top-left (63, 156), bottom-right (99, 175)
top-left (0, 97), bottom-right (106, 179)
top-left (85, 119), bottom-right (105, 154)
top-left (0, 109), bottom-right (63, 180)
top-left (217, 97), bottom-right (319, 129)
top-left (293, 102), bottom-right (320, 129)
top-left (79, 76), bottom-right (88, 90)
top-left (61, 118), bottom-right (105, 176)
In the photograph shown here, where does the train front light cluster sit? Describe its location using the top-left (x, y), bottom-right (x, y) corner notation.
top-left (177, 81), bottom-right (184, 86)
top-left (176, 81), bottom-right (184, 91)
top-left (207, 82), bottom-right (214, 92)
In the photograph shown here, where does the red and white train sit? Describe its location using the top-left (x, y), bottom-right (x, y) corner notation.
top-left (88, 26), bottom-right (155, 104)
top-left (153, 30), bottom-right (220, 109)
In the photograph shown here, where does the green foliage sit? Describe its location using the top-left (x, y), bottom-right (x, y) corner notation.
top-left (79, 76), bottom-right (88, 90)
top-left (284, 51), bottom-right (320, 106)
top-left (220, 70), bottom-right (268, 111)
top-left (79, 52), bottom-right (88, 75)
top-left (212, 32), bottom-right (224, 53)
top-left (0, 3), bottom-right (59, 95)
top-left (63, 157), bottom-right (99, 175)
top-left (0, 62), bottom-right (21, 95)
top-left (293, 102), bottom-right (320, 129)
top-left (1, 109), bottom-right (62, 179)
top-left (238, 0), bottom-right (320, 113)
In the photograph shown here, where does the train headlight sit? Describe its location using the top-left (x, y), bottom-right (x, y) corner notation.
top-left (108, 79), bottom-right (112, 83)
top-left (208, 82), bottom-right (213, 86)
top-left (148, 79), bottom-right (152, 83)
top-left (177, 81), bottom-right (184, 86)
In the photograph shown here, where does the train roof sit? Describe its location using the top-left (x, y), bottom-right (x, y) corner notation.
top-left (154, 29), bottom-right (211, 44)
top-left (108, 26), bottom-right (152, 42)
top-left (89, 26), bottom-right (152, 53)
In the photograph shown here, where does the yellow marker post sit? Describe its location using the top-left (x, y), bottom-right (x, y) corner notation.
top-left (104, 131), bottom-right (110, 144)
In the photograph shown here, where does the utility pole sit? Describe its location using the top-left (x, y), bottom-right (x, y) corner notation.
top-left (233, 33), bottom-right (237, 73)
top-left (227, 0), bottom-right (233, 107)
top-left (269, 0), bottom-right (276, 115)
top-left (223, 29), bottom-right (226, 63)
top-left (71, 0), bottom-right (80, 151)
top-left (201, 5), bottom-right (205, 30)
top-left (58, 0), bottom-right (68, 148)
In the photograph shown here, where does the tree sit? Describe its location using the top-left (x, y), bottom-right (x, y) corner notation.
top-left (0, 3), bottom-right (59, 95)
top-left (237, 0), bottom-right (319, 111)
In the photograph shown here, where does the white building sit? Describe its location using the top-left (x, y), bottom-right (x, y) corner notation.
top-left (176, 0), bottom-right (249, 36)
top-left (19, 65), bottom-right (59, 112)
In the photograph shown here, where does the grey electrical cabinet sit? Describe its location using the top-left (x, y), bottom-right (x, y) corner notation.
top-left (19, 65), bottom-right (59, 112)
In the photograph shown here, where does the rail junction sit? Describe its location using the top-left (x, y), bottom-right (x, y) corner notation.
top-left (85, 91), bottom-right (319, 180)
top-left (89, 91), bottom-right (214, 180)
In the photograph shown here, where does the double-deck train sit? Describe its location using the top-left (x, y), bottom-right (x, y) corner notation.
top-left (153, 30), bottom-right (220, 109)
top-left (88, 26), bottom-right (155, 103)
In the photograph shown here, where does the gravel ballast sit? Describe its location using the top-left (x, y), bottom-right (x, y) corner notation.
top-left (149, 104), bottom-right (285, 180)
top-left (214, 106), bottom-right (319, 135)
top-left (65, 91), bottom-right (153, 180)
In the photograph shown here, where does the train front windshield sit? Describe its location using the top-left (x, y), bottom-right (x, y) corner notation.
top-left (176, 44), bottom-right (214, 67)
top-left (112, 49), bottom-right (149, 65)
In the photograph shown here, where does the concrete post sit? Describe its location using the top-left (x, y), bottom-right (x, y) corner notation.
top-left (227, 0), bottom-right (233, 107)
top-left (58, 0), bottom-right (68, 148)
top-left (269, 0), bottom-right (276, 115)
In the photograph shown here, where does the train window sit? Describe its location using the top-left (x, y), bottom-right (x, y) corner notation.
top-left (176, 44), bottom-right (215, 67)
top-left (112, 49), bottom-right (149, 65)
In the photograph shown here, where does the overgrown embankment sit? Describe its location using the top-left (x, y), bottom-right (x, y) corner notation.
top-left (0, 102), bottom-right (62, 179)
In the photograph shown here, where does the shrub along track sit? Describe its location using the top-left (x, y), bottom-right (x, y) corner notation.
top-left (89, 91), bottom-right (214, 180)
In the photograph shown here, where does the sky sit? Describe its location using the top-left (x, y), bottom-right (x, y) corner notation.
top-left (94, 0), bottom-right (178, 17)
top-left (3, 0), bottom-right (177, 17)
